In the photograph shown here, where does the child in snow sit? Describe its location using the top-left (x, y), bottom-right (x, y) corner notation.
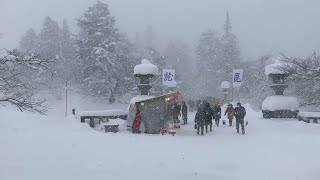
top-left (224, 104), bottom-right (235, 126)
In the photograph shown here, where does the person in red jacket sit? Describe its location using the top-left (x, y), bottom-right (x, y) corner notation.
top-left (224, 104), bottom-right (235, 126)
top-left (132, 106), bottom-right (142, 134)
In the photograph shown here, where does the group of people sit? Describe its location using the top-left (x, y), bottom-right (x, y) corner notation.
top-left (195, 102), bottom-right (247, 135)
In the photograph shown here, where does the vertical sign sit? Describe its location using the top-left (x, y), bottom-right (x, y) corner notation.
top-left (162, 69), bottom-right (177, 87)
top-left (232, 69), bottom-right (244, 88)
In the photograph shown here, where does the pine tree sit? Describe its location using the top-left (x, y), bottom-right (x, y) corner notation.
top-left (38, 16), bottom-right (61, 60)
top-left (221, 11), bottom-right (241, 71)
top-left (77, 1), bottom-right (134, 103)
top-left (19, 28), bottom-right (39, 54)
top-left (196, 29), bottom-right (223, 96)
top-left (163, 40), bottom-right (194, 95)
top-left (59, 19), bottom-right (79, 83)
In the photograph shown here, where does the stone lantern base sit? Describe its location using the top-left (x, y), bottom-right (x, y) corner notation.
top-left (262, 110), bottom-right (299, 119)
top-left (262, 95), bottom-right (299, 119)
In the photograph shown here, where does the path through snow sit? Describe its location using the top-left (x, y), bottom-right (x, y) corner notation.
top-left (1, 104), bottom-right (320, 180)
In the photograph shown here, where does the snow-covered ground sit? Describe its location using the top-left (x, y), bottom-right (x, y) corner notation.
top-left (1, 99), bottom-right (320, 180)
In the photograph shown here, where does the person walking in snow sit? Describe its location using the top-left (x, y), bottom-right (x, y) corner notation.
top-left (203, 103), bottom-right (214, 132)
top-left (172, 103), bottom-right (181, 124)
top-left (214, 104), bottom-right (222, 126)
top-left (234, 102), bottom-right (246, 134)
top-left (224, 104), bottom-right (235, 126)
top-left (195, 107), bottom-right (206, 135)
top-left (182, 102), bottom-right (188, 125)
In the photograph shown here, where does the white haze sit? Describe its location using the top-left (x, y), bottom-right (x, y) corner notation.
top-left (1, 0), bottom-right (320, 59)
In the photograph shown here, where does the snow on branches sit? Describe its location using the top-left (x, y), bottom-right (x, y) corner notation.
top-left (280, 53), bottom-right (320, 81)
top-left (279, 53), bottom-right (320, 106)
top-left (0, 50), bottom-right (53, 114)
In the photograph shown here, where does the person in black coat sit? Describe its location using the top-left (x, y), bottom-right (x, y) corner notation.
top-left (214, 104), bottom-right (222, 126)
top-left (203, 103), bottom-right (214, 132)
top-left (172, 103), bottom-right (181, 124)
top-left (234, 102), bottom-right (246, 134)
top-left (194, 107), bottom-right (205, 135)
top-left (181, 102), bottom-right (188, 125)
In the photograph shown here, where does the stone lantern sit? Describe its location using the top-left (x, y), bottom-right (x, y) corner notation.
top-left (221, 81), bottom-right (231, 103)
top-left (262, 59), bottom-right (299, 118)
top-left (133, 59), bottom-right (158, 95)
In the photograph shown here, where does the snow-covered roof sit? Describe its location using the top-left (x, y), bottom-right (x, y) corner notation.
top-left (80, 109), bottom-right (126, 117)
top-left (130, 95), bottom-right (155, 104)
top-left (265, 58), bottom-right (287, 76)
top-left (262, 96), bottom-right (299, 111)
top-left (221, 81), bottom-right (231, 89)
top-left (133, 59), bottom-right (158, 75)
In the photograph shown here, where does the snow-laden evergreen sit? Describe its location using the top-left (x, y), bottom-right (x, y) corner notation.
top-left (77, 1), bottom-right (135, 103)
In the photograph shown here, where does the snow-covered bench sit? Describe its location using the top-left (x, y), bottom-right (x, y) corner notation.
top-left (80, 110), bottom-right (127, 128)
top-left (298, 112), bottom-right (320, 124)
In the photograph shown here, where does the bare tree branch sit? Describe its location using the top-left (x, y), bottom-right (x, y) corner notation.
top-left (277, 52), bottom-right (320, 106)
top-left (0, 49), bottom-right (54, 114)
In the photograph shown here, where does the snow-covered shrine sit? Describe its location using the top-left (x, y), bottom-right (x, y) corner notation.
top-left (127, 59), bottom-right (183, 134)
top-left (262, 59), bottom-right (299, 118)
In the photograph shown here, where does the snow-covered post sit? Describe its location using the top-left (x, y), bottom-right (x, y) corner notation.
top-left (221, 81), bottom-right (231, 104)
top-left (134, 59), bottom-right (159, 95)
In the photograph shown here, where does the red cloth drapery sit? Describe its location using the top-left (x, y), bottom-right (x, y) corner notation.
top-left (133, 110), bottom-right (142, 129)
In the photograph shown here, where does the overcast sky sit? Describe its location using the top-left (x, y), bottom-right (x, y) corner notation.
top-left (1, 0), bottom-right (320, 59)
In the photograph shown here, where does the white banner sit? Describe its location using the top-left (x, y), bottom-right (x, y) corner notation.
top-left (232, 69), bottom-right (244, 88)
top-left (162, 69), bottom-right (177, 87)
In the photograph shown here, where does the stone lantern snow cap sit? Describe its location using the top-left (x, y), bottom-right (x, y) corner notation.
top-left (265, 58), bottom-right (288, 76)
top-left (133, 59), bottom-right (159, 76)
top-left (221, 81), bottom-right (231, 89)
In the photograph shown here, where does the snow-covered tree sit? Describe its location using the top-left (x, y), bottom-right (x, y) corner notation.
top-left (163, 40), bottom-right (195, 97)
top-left (220, 11), bottom-right (241, 73)
top-left (77, 1), bottom-right (135, 103)
top-left (19, 28), bottom-right (39, 54)
top-left (35, 16), bottom-right (68, 98)
top-left (20, 18), bottom-right (80, 99)
top-left (194, 12), bottom-right (241, 98)
top-left (240, 55), bottom-right (273, 109)
top-left (59, 19), bottom-right (79, 83)
top-left (196, 29), bottom-right (223, 96)
top-left (0, 50), bottom-right (53, 114)
top-left (38, 16), bottom-right (61, 60)
top-left (279, 53), bottom-right (320, 107)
